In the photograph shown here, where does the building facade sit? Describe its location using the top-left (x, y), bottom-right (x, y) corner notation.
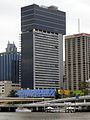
top-left (0, 42), bottom-right (21, 84)
top-left (0, 81), bottom-right (21, 97)
top-left (21, 4), bottom-right (66, 89)
top-left (65, 33), bottom-right (90, 90)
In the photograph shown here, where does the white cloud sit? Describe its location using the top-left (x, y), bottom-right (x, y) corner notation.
top-left (0, 0), bottom-right (20, 52)
top-left (0, 0), bottom-right (90, 53)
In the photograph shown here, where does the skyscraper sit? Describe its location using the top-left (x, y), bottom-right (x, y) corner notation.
top-left (0, 42), bottom-right (20, 84)
top-left (21, 4), bottom-right (66, 89)
top-left (6, 41), bottom-right (17, 53)
top-left (65, 33), bottom-right (90, 90)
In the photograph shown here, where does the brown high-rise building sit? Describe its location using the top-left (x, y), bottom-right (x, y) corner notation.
top-left (65, 33), bottom-right (90, 90)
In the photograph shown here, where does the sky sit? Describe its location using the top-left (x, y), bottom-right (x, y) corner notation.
top-left (0, 0), bottom-right (90, 59)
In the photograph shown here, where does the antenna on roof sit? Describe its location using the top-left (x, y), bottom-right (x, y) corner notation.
top-left (78, 18), bottom-right (80, 33)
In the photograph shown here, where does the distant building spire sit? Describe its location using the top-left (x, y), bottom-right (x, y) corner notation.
top-left (8, 40), bottom-right (10, 44)
top-left (13, 41), bottom-right (15, 44)
top-left (6, 41), bottom-right (17, 53)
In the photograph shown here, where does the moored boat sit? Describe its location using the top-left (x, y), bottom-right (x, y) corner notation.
top-left (15, 107), bottom-right (32, 112)
top-left (45, 106), bottom-right (65, 113)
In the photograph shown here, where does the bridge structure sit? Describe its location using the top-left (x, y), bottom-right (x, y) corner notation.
top-left (0, 95), bottom-right (90, 112)
top-left (16, 95), bottom-right (90, 107)
top-left (0, 97), bottom-right (50, 103)
top-left (14, 95), bottom-right (90, 112)
top-left (0, 95), bottom-right (90, 103)
top-left (0, 95), bottom-right (89, 105)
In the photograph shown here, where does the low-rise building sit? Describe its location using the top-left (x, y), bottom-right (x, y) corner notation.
top-left (0, 81), bottom-right (21, 97)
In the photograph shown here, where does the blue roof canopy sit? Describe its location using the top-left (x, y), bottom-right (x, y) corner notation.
top-left (16, 89), bottom-right (55, 98)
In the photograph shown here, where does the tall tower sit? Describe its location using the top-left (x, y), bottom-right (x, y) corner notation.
top-left (0, 42), bottom-right (20, 84)
top-left (6, 41), bottom-right (17, 53)
top-left (21, 4), bottom-right (66, 89)
top-left (65, 33), bottom-right (90, 90)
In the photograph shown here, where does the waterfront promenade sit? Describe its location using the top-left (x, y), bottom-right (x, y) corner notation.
top-left (0, 95), bottom-right (90, 103)
top-left (0, 95), bottom-right (90, 112)
top-left (0, 97), bottom-right (50, 103)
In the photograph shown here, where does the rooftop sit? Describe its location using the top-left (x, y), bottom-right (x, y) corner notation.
top-left (65, 33), bottom-right (90, 39)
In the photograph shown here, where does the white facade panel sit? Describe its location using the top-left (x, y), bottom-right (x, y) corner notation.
top-left (33, 30), bottom-right (63, 88)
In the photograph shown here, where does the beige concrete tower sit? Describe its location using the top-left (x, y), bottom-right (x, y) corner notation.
top-left (65, 33), bottom-right (90, 90)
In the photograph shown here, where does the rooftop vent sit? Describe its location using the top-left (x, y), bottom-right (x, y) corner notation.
top-left (48, 5), bottom-right (58, 10)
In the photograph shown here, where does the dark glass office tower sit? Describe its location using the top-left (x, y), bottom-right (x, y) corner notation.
top-left (0, 42), bottom-right (21, 84)
top-left (21, 4), bottom-right (66, 89)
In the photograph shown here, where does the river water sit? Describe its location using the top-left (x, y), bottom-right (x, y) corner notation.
top-left (0, 112), bottom-right (90, 120)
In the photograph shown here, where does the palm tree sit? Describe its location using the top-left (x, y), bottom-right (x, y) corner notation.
top-left (79, 81), bottom-right (88, 95)
top-left (8, 90), bottom-right (18, 97)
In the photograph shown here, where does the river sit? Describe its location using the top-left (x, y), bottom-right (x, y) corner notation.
top-left (0, 112), bottom-right (90, 120)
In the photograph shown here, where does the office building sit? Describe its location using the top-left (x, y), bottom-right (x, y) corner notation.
top-left (63, 61), bottom-right (66, 89)
top-left (0, 42), bottom-right (21, 84)
top-left (21, 4), bottom-right (66, 89)
top-left (6, 41), bottom-right (17, 53)
top-left (0, 81), bottom-right (21, 97)
top-left (65, 33), bottom-right (90, 90)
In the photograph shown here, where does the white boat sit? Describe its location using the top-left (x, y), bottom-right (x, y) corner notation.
top-left (16, 107), bottom-right (32, 112)
top-left (66, 106), bottom-right (75, 110)
top-left (45, 107), bottom-right (65, 113)
top-left (65, 106), bottom-right (75, 113)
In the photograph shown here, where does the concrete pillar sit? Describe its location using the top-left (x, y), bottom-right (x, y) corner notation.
top-left (36, 107), bottom-right (38, 111)
top-left (84, 99), bottom-right (86, 103)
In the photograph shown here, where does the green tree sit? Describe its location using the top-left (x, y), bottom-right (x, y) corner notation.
top-left (8, 90), bottom-right (18, 97)
top-left (55, 89), bottom-right (62, 99)
top-left (55, 89), bottom-right (64, 99)
top-left (70, 91), bottom-right (75, 97)
top-left (79, 81), bottom-right (88, 95)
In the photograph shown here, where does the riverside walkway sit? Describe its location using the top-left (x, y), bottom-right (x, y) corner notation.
top-left (0, 97), bottom-right (50, 103)
top-left (0, 95), bottom-right (90, 103)
top-left (0, 95), bottom-right (90, 108)
top-left (0, 95), bottom-right (90, 112)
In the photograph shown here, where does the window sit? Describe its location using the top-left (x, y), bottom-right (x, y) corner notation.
top-left (55, 46), bottom-right (58, 49)
top-left (2, 90), bottom-right (4, 93)
top-left (2, 87), bottom-right (4, 89)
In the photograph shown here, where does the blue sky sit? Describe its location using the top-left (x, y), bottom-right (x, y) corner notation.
top-left (0, 0), bottom-right (90, 60)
